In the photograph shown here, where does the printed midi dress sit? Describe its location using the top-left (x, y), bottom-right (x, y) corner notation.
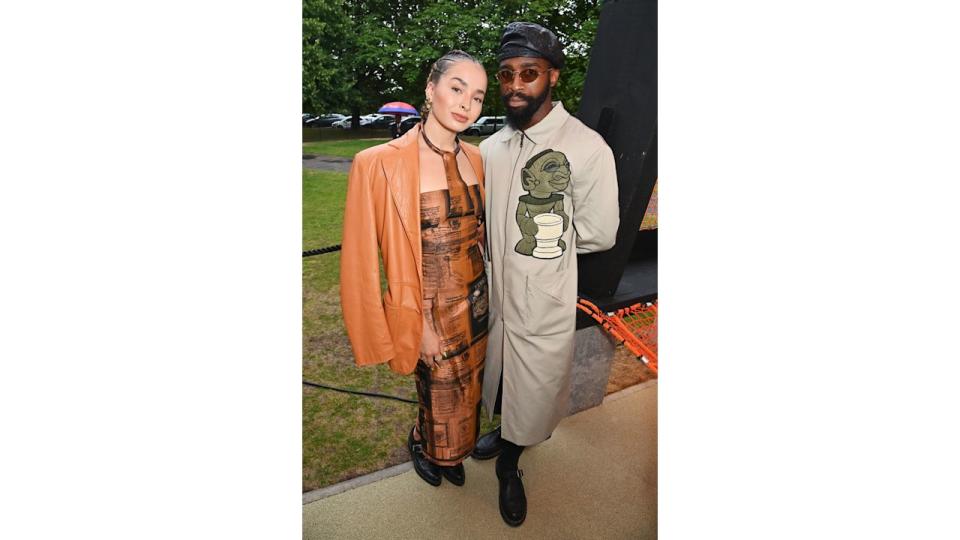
top-left (414, 142), bottom-right (489, 466)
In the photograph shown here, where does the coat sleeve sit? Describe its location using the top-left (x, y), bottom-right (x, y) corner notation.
top-left (573, 141), bottom-right (620, 254)
top-left (339, 152), bottom-right (396, 366)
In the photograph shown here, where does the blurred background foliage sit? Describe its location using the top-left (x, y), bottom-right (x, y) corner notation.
top-left (303, 0), bottom-right (602, 121)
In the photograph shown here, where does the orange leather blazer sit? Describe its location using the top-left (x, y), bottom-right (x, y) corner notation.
top-left (339, 125), bottom-right (485, 375)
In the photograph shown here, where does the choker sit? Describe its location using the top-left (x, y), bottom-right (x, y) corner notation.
top-left (421, 127), bottom-right (461, 156)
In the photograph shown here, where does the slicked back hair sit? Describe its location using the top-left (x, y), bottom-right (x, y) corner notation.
top-left (422, 50), bottom-right (482, 121)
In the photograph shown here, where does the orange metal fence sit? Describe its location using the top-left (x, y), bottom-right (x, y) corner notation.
top-left (577, 298), bottom-right (658, 373)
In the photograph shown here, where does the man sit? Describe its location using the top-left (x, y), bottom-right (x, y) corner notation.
top-left (475, 22), bottom-right (620, 527)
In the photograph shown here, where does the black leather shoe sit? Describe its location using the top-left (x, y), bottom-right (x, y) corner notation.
top-left (496, 466), bottom-right (526, 527)
top-left (471, 426), bottom-right (503, 460)
top-left (408, 427), bottom-right (441, 487)
top-left (441, 463), bottom-right (465, 486)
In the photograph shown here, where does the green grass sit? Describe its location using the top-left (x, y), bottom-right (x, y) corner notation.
top-left (302, 166), bottom-right (498, 491)
top-left (302, 169), bottom-right (348, 291)
top-left (302, 139), bottom-right (389, 159)
top-left (302, 135), bottom-right (488, 159)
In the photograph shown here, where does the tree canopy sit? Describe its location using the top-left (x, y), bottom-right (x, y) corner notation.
top-left (303, 0), bottom-right (603, 119)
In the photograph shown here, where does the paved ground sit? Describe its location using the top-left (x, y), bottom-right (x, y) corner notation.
top-left (303, 380), bottom-right (657, 539)
top-left (302, 154), bottom-right (352, 172)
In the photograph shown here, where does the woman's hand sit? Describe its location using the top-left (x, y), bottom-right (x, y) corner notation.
top-left (419, 315), bottom-right (444, 367)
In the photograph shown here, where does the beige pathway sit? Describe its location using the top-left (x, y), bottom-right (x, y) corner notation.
top-left (303, 380), bottom-right (657, 539)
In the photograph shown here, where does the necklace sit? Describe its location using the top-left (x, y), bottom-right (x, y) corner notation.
top-left (420, 125), bottom-right (474, 217)
top-left (421, 126), bottom-right (461, 156)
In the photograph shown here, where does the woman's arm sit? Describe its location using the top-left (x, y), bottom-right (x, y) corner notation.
top-left (340, 152), bottom-right (396, 365)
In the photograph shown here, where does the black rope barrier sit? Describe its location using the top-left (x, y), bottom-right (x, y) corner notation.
top-left (302, 244), bottom-right (415, 403)
top-left (303, 379), bottom-right (418, 404)
top-left (303, 245), bottom-right (342, 257)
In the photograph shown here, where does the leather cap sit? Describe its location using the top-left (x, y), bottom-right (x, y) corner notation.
top-left (497, 22), bottom-right (565, 69)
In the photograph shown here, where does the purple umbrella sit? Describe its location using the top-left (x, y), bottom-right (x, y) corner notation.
top-left (377, 101), bottom-right (419, 115)
top-left (377, 102), bottom-right (420, 137)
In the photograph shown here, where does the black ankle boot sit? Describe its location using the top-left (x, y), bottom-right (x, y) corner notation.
top-left (408, 427), bottom-right (441, 487)
top-left (471, 426), bottom-right (502, 460)
top-left (441, 463), bottom-right (465, 486)
top-left (495, 464), bottom-right (526, 527)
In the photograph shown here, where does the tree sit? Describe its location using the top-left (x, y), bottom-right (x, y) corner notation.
top-left (302, 0), bottom-right (353, 114)
top-left (303, 0), bottom-right (604, 119)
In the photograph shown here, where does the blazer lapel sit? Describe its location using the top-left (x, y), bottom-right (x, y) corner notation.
top-left (382, 127), bottom-right (423, 285)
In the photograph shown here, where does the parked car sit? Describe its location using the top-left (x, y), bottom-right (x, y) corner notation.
top-left (305, 113), bottom-right (346, 127)
top-left (359, 114), bottom-right (389, 126)
top-left (464, 116), bottom-right (506, 136)
top-left (366, 115), bottom-right (396, 129)
top-left (333, 116), bottom-right (372, 129)
top-left (390, 116), bottom-right (421, 138)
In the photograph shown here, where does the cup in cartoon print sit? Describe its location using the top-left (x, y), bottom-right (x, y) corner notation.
top-left (532, 212), bottom-right (563, 259)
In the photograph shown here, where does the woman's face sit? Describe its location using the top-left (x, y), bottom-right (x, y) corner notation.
top-left (425, 61), bottom-right (487, 133)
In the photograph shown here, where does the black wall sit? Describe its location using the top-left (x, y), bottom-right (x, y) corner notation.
top-left (576, 0), bottom-right (658, 299)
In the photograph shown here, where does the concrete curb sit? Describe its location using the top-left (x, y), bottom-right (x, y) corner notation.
top-left (302, 461), bottom-right (413, 505)
top-left (603, 377), bottom-right (658, 404)
top-left (302, 378), bottom-right (658, 505)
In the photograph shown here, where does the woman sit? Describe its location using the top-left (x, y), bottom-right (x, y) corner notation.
top-left (339, 50), bottom-right (489, 487)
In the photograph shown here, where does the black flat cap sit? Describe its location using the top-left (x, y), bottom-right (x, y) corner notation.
top-left (497, 22), bottom-right (565, 69)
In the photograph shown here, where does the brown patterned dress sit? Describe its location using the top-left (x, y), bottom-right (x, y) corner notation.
top-left (415, 142), bottom-right (488, 466)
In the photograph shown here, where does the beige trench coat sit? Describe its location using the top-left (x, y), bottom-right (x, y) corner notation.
top-left (480, 102), bottom-right (619, 446)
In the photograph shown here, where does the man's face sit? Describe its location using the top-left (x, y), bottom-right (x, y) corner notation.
top-left (498, 56), bottom-right (558, 129)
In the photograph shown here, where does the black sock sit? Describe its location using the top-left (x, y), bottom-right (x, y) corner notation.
top-left (497, 438), bottom-right (525, 473)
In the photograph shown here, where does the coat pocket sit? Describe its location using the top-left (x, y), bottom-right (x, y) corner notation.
top-left (386, 304), bottom-right (420, 358)
top-left (384, 282), bottom-right (421, 357)
top-left (520, 271), bottom-right (572, 336)
top-left (383, 282), bottom-right (419, 312)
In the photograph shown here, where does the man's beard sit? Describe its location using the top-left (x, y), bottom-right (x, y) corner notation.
top-left (502, 87), bottom-right (550, 130)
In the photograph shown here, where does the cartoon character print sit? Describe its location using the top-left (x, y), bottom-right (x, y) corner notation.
top-left (514, 149), bottom-right (571, 259)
